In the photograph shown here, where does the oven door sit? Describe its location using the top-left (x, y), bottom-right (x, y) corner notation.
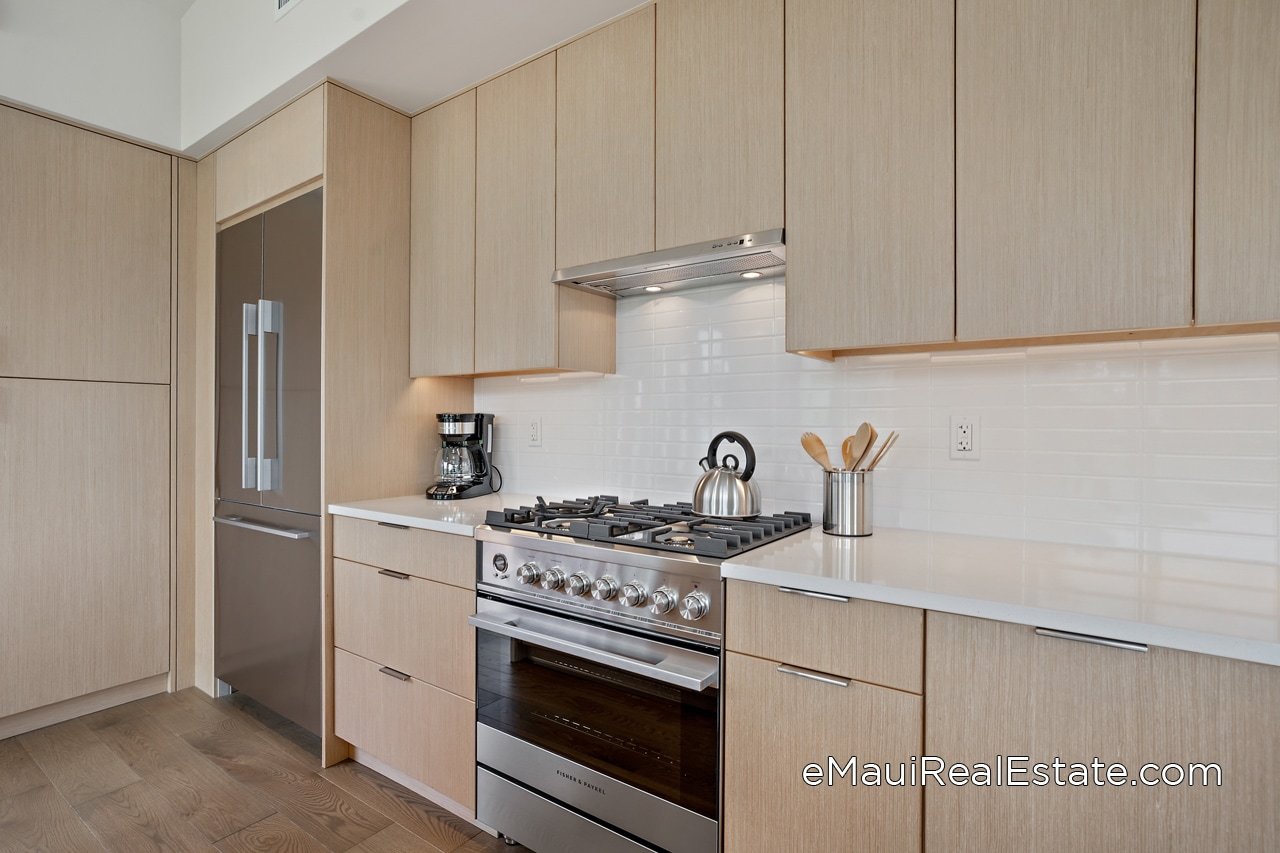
top-left (470, 597), bottom-right (720, 853)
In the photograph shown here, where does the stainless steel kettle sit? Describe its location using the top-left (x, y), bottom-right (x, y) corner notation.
top-left (693, 431), bottom-right (762, 518)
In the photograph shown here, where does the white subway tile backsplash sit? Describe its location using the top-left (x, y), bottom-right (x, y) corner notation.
top-left (476, 283), bottom-right (1280, 564)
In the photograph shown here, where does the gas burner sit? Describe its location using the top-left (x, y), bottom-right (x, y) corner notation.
top-left (485, 495), bottom-right (811, 559)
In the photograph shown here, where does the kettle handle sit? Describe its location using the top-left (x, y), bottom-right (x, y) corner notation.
top-left (705, 431), bottom-right (756, 482)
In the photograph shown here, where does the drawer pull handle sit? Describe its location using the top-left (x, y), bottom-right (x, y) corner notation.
top-left (377, 569), bottom-right (411, 580)
top-left (778, 586), bottom-right (851, 603)
top-left (378, 666), bottom-right (411, 681)
top-left (1034, 628), bottom-right (1147, 653)
top-left (377, 522), bottom-right (411, 530)
top-left (777, 664), bottom-right (850, 688)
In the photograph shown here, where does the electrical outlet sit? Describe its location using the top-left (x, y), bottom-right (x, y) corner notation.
top-left (949, 415), bottom-right (980, 460)
top-left (528, 417), bottom-right (543, 448)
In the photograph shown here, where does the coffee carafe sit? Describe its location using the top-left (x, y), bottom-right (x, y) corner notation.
top-left (427, 413), bottom-right (499, 500)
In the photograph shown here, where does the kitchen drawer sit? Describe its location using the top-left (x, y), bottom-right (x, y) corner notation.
top-left (333, 558), bottom-right (474, 699)
top-left (724, 651), bottom-right (921, 852)
top-left (725, 580), bottom-right (923, 694)
top-left (334, 648), bottom-right (475, 811)
top-left (332, 515), bottom-right (475, 589)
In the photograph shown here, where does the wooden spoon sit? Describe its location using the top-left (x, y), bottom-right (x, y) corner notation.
top-left (866, 431), bottom-right (899, 471)
top-left (843, 423), bottom-right (877, 471)
top-left (800, 432), bottom-right (835, 471)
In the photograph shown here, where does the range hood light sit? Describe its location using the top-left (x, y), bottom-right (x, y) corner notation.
top-left (740, 271), bottom-right (763, 279)
top-left (644, 285), bottom-right (663, 293)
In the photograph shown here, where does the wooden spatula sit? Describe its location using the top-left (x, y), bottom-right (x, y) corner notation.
top-left (842, 423), bottom-right (877, 471)
top-left (800, 432), bottom-right (835, 471)
top-left (866, 431), bottom-right (899, 471)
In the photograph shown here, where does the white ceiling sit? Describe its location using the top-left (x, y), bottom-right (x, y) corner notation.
top-left (180, 0), bottom-right (647, 156)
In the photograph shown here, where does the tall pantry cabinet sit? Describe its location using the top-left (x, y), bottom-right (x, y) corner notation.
top-left (0, 104), bottom-right (174, 732)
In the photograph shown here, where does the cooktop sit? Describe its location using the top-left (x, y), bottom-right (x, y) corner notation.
top-left (484, 495), bottom-right (810, 559)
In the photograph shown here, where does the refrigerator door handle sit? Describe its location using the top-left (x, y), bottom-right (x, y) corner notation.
top-left (241, 303), bottom-right (258, 489)
top-left (256, 299), bottom-right (283, 492)
top-left (215, 515), bottom-right (312, 540)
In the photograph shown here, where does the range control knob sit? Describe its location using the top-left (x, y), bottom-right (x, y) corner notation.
top-left (649, 588), bottom-right (678, 615)
top-left (592, 576), bottom-right (619, 601)
top-left (515, 562), bottom-right (541, 585)
top-left (566, 572), bottom-right (592, 597)
top-left (492, 554), bottom-right (509, 577)
top-left (679, 591), bottom-right (710, 621)
top-left (540, 568), bottom-right (566, 591)
top-left (620, 582), bottom-right (648, 607)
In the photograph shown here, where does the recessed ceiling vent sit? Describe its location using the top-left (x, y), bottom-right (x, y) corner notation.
top-left (275, 0), bottom-right (306, 20)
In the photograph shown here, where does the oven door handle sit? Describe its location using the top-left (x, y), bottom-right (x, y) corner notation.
top-left (468, 610), bottom-right (719, 692)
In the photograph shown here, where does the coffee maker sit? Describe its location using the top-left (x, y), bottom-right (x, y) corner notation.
top-left (427, 413), bottom-right (499, 500)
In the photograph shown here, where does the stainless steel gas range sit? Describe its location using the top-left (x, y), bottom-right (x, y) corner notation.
top-left (469, 497), bottom-right (810, 853)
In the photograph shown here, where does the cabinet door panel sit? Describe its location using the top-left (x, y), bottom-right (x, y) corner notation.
top-left (925, 612), bottom-right (1280, 850)
top-left (0, 106), bottom-right (171, 384)
top-left (724, 652), bottom-right (921, 852)
top-left (785, 0), bottom-right (954, 351)
top-left (0, 379), bottom-right (169, 718)
top-left (556, 7), bottom-right (655, 271)
top-left (475, 56), bottom-right (557, 374)
top-left (411, 92), bottom-right (476, 377)
top-left (956, 0), bottom-right (1194, 340)
top-left (1195, 0), bottom-right (1280, 325)
top-left (215, 87), bottom-right (324, 223)
top-left (656, 0), bottom-right (784, 248)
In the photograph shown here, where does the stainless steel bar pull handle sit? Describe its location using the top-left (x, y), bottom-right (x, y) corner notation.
top-left (1034, 627), bottom-right (1148, 653)
top-left (241, 303), bottom-right (258, 489)
top-left (777, 664), bottom-right (851, 688)
top-left (256, 299), bottom-right (283, 492)
top-left (778, 586), bottom-right (852, 603)
top-left (214, 515), bottom-right (312, 540)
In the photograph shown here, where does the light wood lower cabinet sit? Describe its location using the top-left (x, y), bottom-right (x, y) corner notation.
top-left (334, 649), bottom-right (475, 811)
top-left (330, 519), bottom-right (476, 813)
top-left (723, 652), bottom-right (922, 853)
top-left (333, 558), bottom-right (474, 700)
top-left (925, 612), bottom-right (1280, 850)
top-left (331, 516), bottom-right (475, 589)
top-left (726, 580), bottom-right (923, 694)
top-left (0, 378), bottom-right (169, 719)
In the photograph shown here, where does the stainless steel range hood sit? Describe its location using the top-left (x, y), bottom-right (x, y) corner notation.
top-left (552, 229), bottom-right (784, 298)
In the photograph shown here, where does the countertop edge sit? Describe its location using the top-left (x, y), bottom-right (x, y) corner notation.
top-left (719, 563), bottom-right (1280, 669)
top-left (327, 503), bottom-right (476, 537)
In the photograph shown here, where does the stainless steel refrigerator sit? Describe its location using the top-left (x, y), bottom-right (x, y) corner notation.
top-left (215, 188), bottom-right (323, 735)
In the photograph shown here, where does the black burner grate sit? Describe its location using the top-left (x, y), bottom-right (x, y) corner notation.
top-left (485, 496), bottom-right (810, 558)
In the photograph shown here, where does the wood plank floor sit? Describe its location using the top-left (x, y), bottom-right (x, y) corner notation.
top-left (0, 689), bottom-right (521, 852)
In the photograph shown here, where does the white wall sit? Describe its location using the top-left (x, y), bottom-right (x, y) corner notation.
top-left (0, 0), bottom-right (185, 147)
top-left (476, 281), bottom-right (1280, 564)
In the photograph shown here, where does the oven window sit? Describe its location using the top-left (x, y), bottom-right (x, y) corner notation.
top-left (476, 626), bottom-right (719, 819)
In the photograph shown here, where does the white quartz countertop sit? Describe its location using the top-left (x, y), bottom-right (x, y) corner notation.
top-left (328, 493), bottom-right (540, 536)
top-left (721, 527), bottom-right (1280, 667)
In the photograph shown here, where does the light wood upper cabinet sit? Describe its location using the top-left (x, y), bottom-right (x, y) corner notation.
top-left (723, 652), bottom-right (921, 853)
top-left (0, 379), bottom-right (169, 719)
top-left (555, 5), bottom-right (655, 266)
top-left (956, 0), bottom-right (1194, 341)
top-left (216, 86), bottom-right (325, 223)
top-left (0, 105), bottom-right (171, 385)
top-left (411, 91), bottom-right (476, 377)
top-left (1195, 0), bottom-right (1280, 325)
top-left (784, 0), bottom-right (955, 352)
top-left (556, 6), bottom-right (655, 270)
top-left (474, 55), bottom-right (615, 375)
top-left (656, 0), bottom-right (784, 249)
top-left (475, 56), bottom-right (558, 373)
top-left (926, 612), bottom-right (1280, 850)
